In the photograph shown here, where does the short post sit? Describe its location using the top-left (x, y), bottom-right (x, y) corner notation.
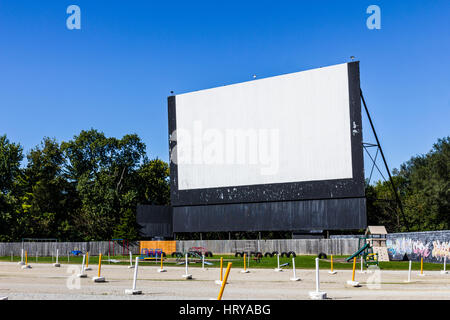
top-left (359, 256), bottom-right (365, 273)
top-left (419, 257), bottom-right (425, 276)
top-left (346, 257), bottom-right (360, 287)
top-left (328, 254), bottom-right (337, 274)
top-left (405, 260), bottom-right (412, 282)
top-left (93, 253), bottom-right (105, 282)
top-left (309, 258), bottom-right (326, 299)
top-left (158, 252), bottom-right (166, 273)
top-left (128, 251), bottom-right (134, 269)
top-left (202, 254), bottom-right (205, 270)
top-left (21, 250), bottom-right (31, 269)
top-left (182, 253), bottom-right (192, 279)
top-left (77, 254), bottom-right (87, 278)
top-left (274, 253), bottom-right (282, 272)
top-left (10, 251), bottom-right (13, 262)
top-left (67, 252), bottom-right (70, 263)
top-left (241, 253), bottom-right (249, 273)
top-left (125, 257), bottom-right (142, 294)
top-left (84, 251), bottom-right (92, 271)
top-left (36, 251), bottom-right (38, 263)
top-left (441, 256), bottom-right (448, 274)
top-left (217, 263), bottom-right (232, 300)
top-left (290, 257), bottom-right (300, 281)
top-left (53, 249), bottom-right (60, 267)
top-left (18, 249), bottom-right (25, 265)
top-left (215, 257), bottom-right (224, 285)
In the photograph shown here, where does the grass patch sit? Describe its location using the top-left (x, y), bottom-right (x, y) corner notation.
top-left (0, 254), bottom-right (443, 271)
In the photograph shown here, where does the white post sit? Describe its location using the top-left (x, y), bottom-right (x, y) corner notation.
top-left (441, 256), bottom-right (448, 274)
top-left (11, 251), bottom-right (13, 262)
top-left (128, 251), bottom-right (134, 269)
top-left (407, 260), bottom-right (412, 282)
top-left (77, 254), bottom-right (87, 278)
top-left (125, 257), bottom-right (142, 294)
top-left (132, 258), bottom-right (138, 290)
top-left (309, 257), bottom-right (326, 299)
top-left (54, 249), bottom-right (60, 267)
top-left (36, 252), bottom-right (38, 263)
top-left (182, 253), bottom-right (192, 279)
top-left (18, 249), bottom-right (24, 265)
top-left (360, 256), bottom-right (365, 273)
top-left (315, 258), bottom-right (320, 292)
top-left (202, 254), bottom-right (205, 270)
top-left (274, 253), bottom-right (282, 272)
top-left (290, 257), bottom-right (300, 281)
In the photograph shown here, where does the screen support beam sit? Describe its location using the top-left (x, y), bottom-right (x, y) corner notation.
top-left (360, 89), bottom-right (410, 232)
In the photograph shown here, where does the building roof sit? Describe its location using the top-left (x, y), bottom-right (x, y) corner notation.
top-left (365, 225), bottom-right (388, 235)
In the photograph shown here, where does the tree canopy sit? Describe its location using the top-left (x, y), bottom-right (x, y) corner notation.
top-left (366, 137), bottom-right (449, 232)
top-left (0, 130), bottom-right (169, 241)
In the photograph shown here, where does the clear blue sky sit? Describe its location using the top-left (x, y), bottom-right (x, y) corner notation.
top-left (0, 1), bottom-right (449, 182)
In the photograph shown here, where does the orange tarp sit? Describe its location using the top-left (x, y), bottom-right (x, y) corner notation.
top-left (139, 241), bottom-right (176, 254)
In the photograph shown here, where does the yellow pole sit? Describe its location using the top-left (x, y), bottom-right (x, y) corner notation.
top-left (351, 257), bottom-right (356, 281)
top-left (220, 257), bottom-right (223, 281)
top-left (25, 251), bottom-right (28, 265)
top-left (97, 253), bottom-right (102, 278)
top-left (243, 253), bottom-right (247, 271)
top-left (86, 251), bottom-right (89, 268)
top-left (217, 262), bottom-right (232, 300)
top-left (330, 255), bottom-right (334, 273)
top-left (160, 253), bottom-right (164, 270)
top-left (420, 257), bottom-right (423, 275)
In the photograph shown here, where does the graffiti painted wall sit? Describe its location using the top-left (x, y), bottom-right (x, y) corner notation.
top-left (387, 230), bottom-right (450, 263)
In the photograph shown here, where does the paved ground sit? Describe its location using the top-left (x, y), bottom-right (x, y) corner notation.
top-left (0, 262), bottom-right (449, 300)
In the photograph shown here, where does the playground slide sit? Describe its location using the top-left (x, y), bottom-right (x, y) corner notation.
top-left (346, 242), bottom-right (370, 262)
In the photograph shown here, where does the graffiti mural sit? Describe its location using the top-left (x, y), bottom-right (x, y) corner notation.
top-left (387, 231), bottom-right (450, 263)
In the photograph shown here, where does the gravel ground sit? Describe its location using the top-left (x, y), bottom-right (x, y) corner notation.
top-left (0, 262), bottom-right (449, 300)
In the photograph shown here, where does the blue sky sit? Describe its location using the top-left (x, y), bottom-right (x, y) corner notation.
top-left (0, 1), bottom-right (449, 182)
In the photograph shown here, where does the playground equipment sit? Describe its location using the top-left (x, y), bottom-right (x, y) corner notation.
top-left (53, 249), bottom-right (60, 267)
top-left (309, 258), bottom-right (326, 299)
top-left (140, 248), bottom-right (164, 261)
top-left (125, 257), bottom-right (142, 295)
top-left (93, 253), bottom-right (105, 282)
top-left (290, 257), bottom-right (300, 281)
top-left (108, 239), bottom-right (129, 257)
top-left (188, 247), bottom-right (213, 257)
top-left (328, 255), bottom-right (337, 274)
top-left (71, 250), bottom-right (82, 256)
top-left (346, 226), bottom-right (390, 267)
top-left (217, 262), bottom-right (232, 300)
top-left (346, 257), bottom-right (360, 287)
